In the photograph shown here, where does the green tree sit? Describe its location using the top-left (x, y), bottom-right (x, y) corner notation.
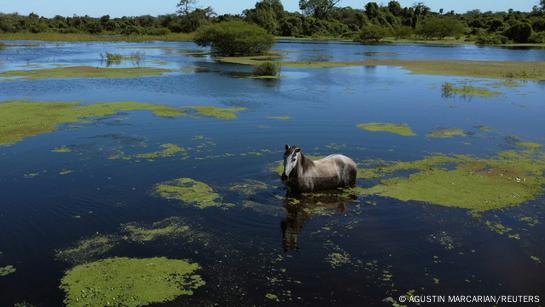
top-left (416, 17), bottom-right (465, 39)
top-left (194, 21), bottom-right (274, 56)
top-left (177, 0), bottom-right (197, 16)
top-left (365, 2), bottom-right (380, 19)
top-left (358, 24), bottom-right (388, 42)
top-left (388, 1), bottom-right (402, 16)
top-left (504, 22), bottom-right (533, 43)
top-left (244, 0), bottom-right (285, 34)
top-left (299, 0), bottom-right (340, 19)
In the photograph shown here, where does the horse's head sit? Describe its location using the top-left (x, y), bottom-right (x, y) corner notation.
top-left (283, 144), bottom-right (301, 179)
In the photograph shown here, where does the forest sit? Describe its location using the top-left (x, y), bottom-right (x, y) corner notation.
top-left (1, 0), bottom-right (545, 44)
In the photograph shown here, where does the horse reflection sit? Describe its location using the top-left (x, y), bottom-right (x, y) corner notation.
top-left (280, 191), bottom-right (356, 251)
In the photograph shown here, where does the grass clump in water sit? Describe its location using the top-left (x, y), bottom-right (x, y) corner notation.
top-left (51, 146), bottom-right (73, 153)
top-left (185, 106), bottom-right (246, 120)
top-left (0, 101), bottom-right (183, 146)
top-left (441, 82), bottom-right (501, 97)
top-left (357, 151), bottom-right (545, 212)
top-left (252, 62), bottom-right (279, 79)
top-left (229, 180), bottom-right (269, 196)
top-left (327, 251), bottom-right (351, 269)
top-left (0, 265), bottom-right (16, 276)
top-left (134, 144), bottom-right (185, 159)
top-left (267, 116), bottom-right (290, 120)
top-left (155, 178), bottom-right (227, 209)
top-left (427, 128), bottom-right (467, 138)
top-left (121, 218), bottom-right (191, 242)
top-left (55, 234), bottom-right (117, 264)
top-left (357, 122), bottom-right (415, 136)
top-left (60, 257), bottom-right (205, 306)
top-left (516, 141), bottom-right (542, 150)
top-left (0, 66), bottom-right (171, 80)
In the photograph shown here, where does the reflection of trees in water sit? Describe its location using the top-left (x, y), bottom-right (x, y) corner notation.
top-left (280, 191), bottom-right (356, 251)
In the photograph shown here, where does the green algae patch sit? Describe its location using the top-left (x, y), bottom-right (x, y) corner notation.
top-left (60, 257), bottom-right (205, 306)
top-left (0, 66), bottom-right (172, 80)
top-left (185, 106), bottom-right (246, 120)
top-left (51, 146), bottom-right (73, 153)
top-left (155, 178), bottom-right (228, 209)
top-left (441, 82), bottom-right (501, 97)
top-left (357, 123), bottom-right (415, 137)
top-left (265, 293), bottom-right (280, 302)
top-left (0, 265), bottom-right (16, 276)
top-left (427, 128), bottom-right (467, 138)
top-left (59, 169), bottom-right (73, 176)
top-left (134, 144), bottom-right (185, 159)
top-left (121, 218), bottom-right (191, 242)
top-left (327, 252), bottom-right (351, 269)
top-left (0, 101), bottom-right (184, 145)
top-left (267, 116), bottom-right (290, 120)
top-left (55, 234), bottom-right (117, 264)
top-left (358, 152), bottom-right (545, 212)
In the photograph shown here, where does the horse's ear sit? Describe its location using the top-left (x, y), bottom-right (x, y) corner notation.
top-left (285, 144), bottom-right (290, 150)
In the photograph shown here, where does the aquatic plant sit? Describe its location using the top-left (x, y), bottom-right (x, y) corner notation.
top-left (186, 106), bottom-right (246, 120)
top-left (155, 178), bottom-right (227, 209)
top-left (60, 257), bottom-right (205, 306)
top-left (427, 128), bottom-right (467, 138)
top-left (0, 265), bottom-right (16, 276)
top-left (0, 66), bottom-right (171, 80)
top-left (253, 62), bottom-right (279, 77)
top-left (267, 116), bottom-right (290, 120)
top-left (121, 218), bottom-right (191, 242)
top-left (327, 251), bottom-right (351, 268)
top-left (134, 144), bottom-right (185, 159)
top-left (357, 151), bottom-right (545, 212)
top-left (51, 146), bottom-right (73, 153)
top-left (101, 52), bottom-right (123, 64)
top-left (0, 101), bottom-right (184, 145)
top-left (229, 180), bottom-right (269, 196)
top-left (441, 82), bottom-right (501, 97)
top-left (357, 122), bottom-right (415, 137)
top-left (55, 234), bottom-right (117, 264)
top-left (516, 141), bottom-right (542, 150)
top-left (265, 293), bottom-right (280, 302)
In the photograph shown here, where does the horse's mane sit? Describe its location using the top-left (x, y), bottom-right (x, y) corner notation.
top-left (300, 153), bottom-right (315, 173)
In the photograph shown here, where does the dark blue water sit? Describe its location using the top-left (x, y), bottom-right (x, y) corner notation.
top-left (1, 40), bottom-right (545, 306)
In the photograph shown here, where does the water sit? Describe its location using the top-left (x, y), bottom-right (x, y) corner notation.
top-left (1, 40), bottom-right (545, 306)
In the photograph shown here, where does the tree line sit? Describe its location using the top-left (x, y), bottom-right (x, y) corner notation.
top-left (1, 0), bottom-right (545, 44)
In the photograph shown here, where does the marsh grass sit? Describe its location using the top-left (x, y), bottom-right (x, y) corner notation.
top-left (253, 62), bottom-right (280, 77)
top-left (441, 82), bottom-right (502, 97)
top-left (356, 122), bottom-right (416, 136)
top-left (0, 66), bottom-right (170, 80)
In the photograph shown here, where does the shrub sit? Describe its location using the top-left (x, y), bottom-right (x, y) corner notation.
top-left (529, 31), bottom-right (545, 43)
top-left (392, 25), bottom-right (413, 39)
top-left (417, 17), bottom-right (465, 39)
top-left (101, 52), bottom-right (123, 64)
top-left (194, 21), bottom-right (274, 56)
top-left (475, 34), bottom-right (509, 45)
top-left (253, 62), bottom-right (279, 76)
top-left (357, 24), bottom-right (388, 42)
top-left (503, 22), bottom-right (533, 43)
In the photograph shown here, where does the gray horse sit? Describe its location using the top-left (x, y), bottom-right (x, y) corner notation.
top-left (281, 144), bottom-right (357, 193)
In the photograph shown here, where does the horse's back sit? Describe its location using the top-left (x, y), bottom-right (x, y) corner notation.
top-left (314, 154), bottom-right (357, 185)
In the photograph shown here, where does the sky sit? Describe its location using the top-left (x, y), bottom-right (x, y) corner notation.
top-left (0, 0), bottom-right (538, 18)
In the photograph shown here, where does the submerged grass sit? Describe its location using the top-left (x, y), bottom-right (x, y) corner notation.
top-left (218, 57), bottom-right (545, 80)
top-left (357, 122), bottom-right (415, 136)
top-left (357, 150), bottom-right (545, 212)
top-left (185, 106), bottom-right (246, 120)
top-left (121, 218), bottom-right (191, 242)
top-left (60, 257), bottom-right (204, 306)
top-left (133, 144), bottom-right (185, 159)
top-left (442, 82), bottom-right (501, 97)
top-left (55, 234), bottom-right (117, 264)
top-left (427, 128), bottom-right (467, 138)
top-left (0, 66), bottom-right (171, 80)
top-left (0, 101), bottom-right (184, 145)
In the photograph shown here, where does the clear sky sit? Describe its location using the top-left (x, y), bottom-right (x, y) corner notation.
top-left (0, 0), bottom-right (538, 18)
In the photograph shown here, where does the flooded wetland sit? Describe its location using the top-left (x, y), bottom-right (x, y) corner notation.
top-left (1, 40), bottom-right (545, 306)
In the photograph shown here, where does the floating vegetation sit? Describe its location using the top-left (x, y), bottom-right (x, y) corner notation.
top-left (51, 146), bottom-right (73, 153)
top-left (357, 151), bottom-right (545, 212)
top-left (357, 122), bottom-right (415, 137)
top-left (133, 143), bottom-right (185, 159)
top-left (59, 169), bottom-right (73, 175)
top-left (101, 52), bottom-right (145, 65)
top-left (55, 234), bottom-right (117, 264)
top-left (24, 172), bottom-right (41, 178)
top-left (229, 180), bottom-right (269, 196)
top-left (265, 293), bottom-right (280, 302)
top-left (0, 265), bottom-right (16, 277)
top-left (530, 256), bottom-right (542, 263)
top-left (484, 221), bottom-right (520, 240)
top-left (441, 82), bottom-right (501, 98)
top-left (427, 128), bottom-right (467, 138)
top-left (428, 231), bottom-right (456, 250)
top-left (327, 251), bottom-right (351, 269)
top-left (155, 178), bottom-right (229, 209)
top-left (185, 106), bottom-right (246, 120)
top-left (0, 66), bottom-right (171, 80)
top-left (518, 215), bottom-right (539, 227)
top-left (0, 101), bottom-right (183, 145)
top-left (267, 116), bottom-right (290, 120)
top-left (121, 217), bottom-right (191, 242)
top-left (60, 257), bottom-right (205, 306)
top-left (359, 51), bottom-right (399, 57)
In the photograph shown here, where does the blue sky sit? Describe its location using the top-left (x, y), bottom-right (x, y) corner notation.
top-left (0, 0), bottom-right (538, 17)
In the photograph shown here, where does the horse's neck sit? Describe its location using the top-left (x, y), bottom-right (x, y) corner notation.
top-left (297, 154), bottom-right (314, 176)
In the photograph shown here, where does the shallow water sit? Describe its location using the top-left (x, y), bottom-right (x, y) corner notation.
top-left (1, 40), bottom-right (545, 306)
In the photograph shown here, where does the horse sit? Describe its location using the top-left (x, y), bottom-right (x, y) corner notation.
top-left (281, 144), bottom-right (358, 193)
